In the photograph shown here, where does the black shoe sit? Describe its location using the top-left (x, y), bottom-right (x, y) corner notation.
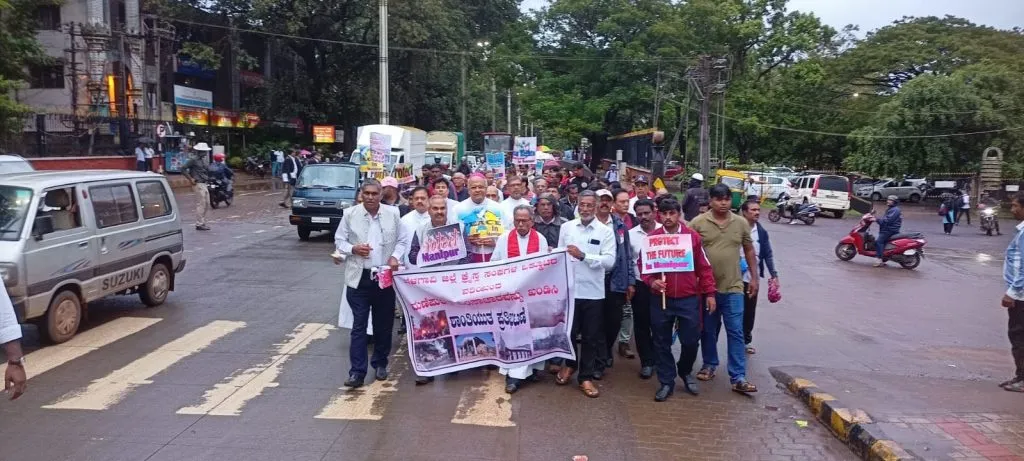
top-left (343, 374), bottom-right (365, 388)
top-left (592, 370), bottom-right (604, 381)
top-left (375, 367), bottom-right (388, 381)
top-left (639, 366), bottom-right (654, 380)
top-left (607, 356), bottom-right (614, 368)
top-left (655, 385), bottom-right (674, 402)
top-left (415, 376), bottom-right (434, 385)
top-left (682, 374), bottom-right (699, 395)
top-left (195, 225), bottom-right (210, 231)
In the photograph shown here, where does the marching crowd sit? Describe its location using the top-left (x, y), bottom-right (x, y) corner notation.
top-left (332, 163), bottom-right (781, 403)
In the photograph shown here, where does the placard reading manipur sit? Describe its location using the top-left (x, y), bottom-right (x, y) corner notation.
top-left (641, 234), bottom-right (695, 274)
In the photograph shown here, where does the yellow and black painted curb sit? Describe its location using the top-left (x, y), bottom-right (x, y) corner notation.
top-left (770, 368), bottom-right (918, 461)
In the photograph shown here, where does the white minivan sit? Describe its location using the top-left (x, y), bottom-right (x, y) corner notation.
top-left (0, 170), bottom-right (185, 343)
top-left (791, 174), bottom-right (851, 218)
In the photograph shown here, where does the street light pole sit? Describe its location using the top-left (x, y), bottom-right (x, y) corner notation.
top-left (506, 88), bottom-right (512, 134)
top-left (378, 0), bottom-right (389, 125)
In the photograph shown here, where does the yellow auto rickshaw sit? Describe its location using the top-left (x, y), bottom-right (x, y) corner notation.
top-left (714, 169), bottom-right (767, 210)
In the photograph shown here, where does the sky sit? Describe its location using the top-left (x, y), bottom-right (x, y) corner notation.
top-left (519, 0), bottom-right (1023, 34)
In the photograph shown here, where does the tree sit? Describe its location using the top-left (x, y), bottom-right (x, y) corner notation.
top-left (0, 0), bottom-right (52, 142)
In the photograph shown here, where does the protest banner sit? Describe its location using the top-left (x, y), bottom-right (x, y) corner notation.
top-left (368, 132), bottom-right (390, 172)
top-left (417, 223), bottom-right (467, 267)
top-left (640, 233), bottom-right (695, 275)
top-left (513, 137), bottom-right (537, 165)
top-left (392, 163), bottom-right (416, 184)
top-left (485, 151), bottom-right (506, 180)
top-left (393, 250), bottom-right (575, 376)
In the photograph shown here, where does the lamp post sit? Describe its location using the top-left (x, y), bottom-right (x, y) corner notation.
top-left (477, 41), bottom-right (494, 131)
top-left (379, 0), bottom-right (389, 124)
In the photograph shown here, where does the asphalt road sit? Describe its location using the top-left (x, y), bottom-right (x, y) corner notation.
top-left (0, 190), bottom-right (1015, 461)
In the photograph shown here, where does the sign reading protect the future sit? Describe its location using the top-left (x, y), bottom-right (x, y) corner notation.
top-left (393, 251), bottom-right (576, 376)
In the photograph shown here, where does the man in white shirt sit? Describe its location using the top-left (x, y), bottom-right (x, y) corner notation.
top-left (144, 143), bottom-right (155, 171)
top-left (453, 174), bottom-right (504, 263)
top-left (500, 176), bottom-right (530, 229)
top-left (492, 205), bottom-right (550, 394)
top-left (555, 190), bottom-right (616, 398)
top-left (334, 179), bottom-right (411, 388)
top-left (0, 283), bottom-right (26, 399)
top-left (400, 187), bottom-right (432, 243)
top-left (628, 199), bottom-right (661, 380)
top-left (958, 191), bottom-right (972, 226)
top-left (135, 142), bottom-right (148, 172)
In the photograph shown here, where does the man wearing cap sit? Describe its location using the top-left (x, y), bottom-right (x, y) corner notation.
top-left (873, 195), bottom-right (903, 267)
top-left (682, 173), bottom-right (709, 221)
top-left (594, 189), bottom-right (636, 377)
top-left (181, 143), bottom-right (213, 231)
top-left (629, 175), bottom-right (654, 214)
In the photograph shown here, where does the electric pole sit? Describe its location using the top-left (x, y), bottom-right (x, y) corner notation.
top-left (687, 55), bottom-right (730, 179)
top-left (378, 0), bottom-right (389, 124)
top-left (460, 54), bottom-right (466, 136)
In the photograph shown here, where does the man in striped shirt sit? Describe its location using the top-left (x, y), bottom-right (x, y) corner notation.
top-left (1001, 193), bottom-right (1024, 393)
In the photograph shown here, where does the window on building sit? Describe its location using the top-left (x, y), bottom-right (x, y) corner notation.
top-left (35, 5), bottom-right (61, 31)
top-left (28, 61), bottom-right (65, 89)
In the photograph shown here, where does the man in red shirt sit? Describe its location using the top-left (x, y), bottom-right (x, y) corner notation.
top-left (641, 198), bottom-right (717, 402)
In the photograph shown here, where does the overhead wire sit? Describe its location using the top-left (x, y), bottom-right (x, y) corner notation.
top-left (167, 17), bottom-right (695, 63)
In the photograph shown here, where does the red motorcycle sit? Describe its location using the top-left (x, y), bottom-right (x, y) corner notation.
top-left (834, 212), bottom-right (927, 269)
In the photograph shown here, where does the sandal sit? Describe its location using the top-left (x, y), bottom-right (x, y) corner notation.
top-left (1004, 381), bottom-right (1024, 393)
top-left (999, 377), bottom-right (1023, 388)
top-left (732, 381), bottom-right (758, 394)
top-left (555, 367), bottom-right (574, 385)
top-left (579, 381), bottom-right (600, 398)
top-left (696, 368), bottom-right (715, 381)
top-left (745, 346), bottom-right (756, 354)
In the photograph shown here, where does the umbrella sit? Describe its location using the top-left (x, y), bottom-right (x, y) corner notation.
top-left (536, 151), bottom-right (555, 161)
top-left (538, 145), bottom-right (551, 152)
top-left (558, 160), bottom-right (593, 178)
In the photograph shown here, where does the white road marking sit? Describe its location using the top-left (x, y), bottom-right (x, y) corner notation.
top-left (252, 230), bottom-right (266, 234)
top-left (0, 317), bottom-right (161, 380)
top-left (264, 192), bottom-right (278, 196)
top-left (177, 323), bottom-right (333, 416)
top-left (43, 320), bottom-right (245, 411)
top-left (233, 235), bottom-right (246, 239)
top-left (314, 345), bottom-right (407, 421)
top-left (227, 215), bottom-right (241, 219)
top-left (238, 191), bottom-right (264, 196)
top-left (273, 225), bottom-right (283, 229)
top-left (451, 369), bottom-right (515, 427)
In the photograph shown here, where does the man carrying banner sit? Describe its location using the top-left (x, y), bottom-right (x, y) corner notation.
top-left (641, 198), bottom-right (717, 402)
top-left (491, 205), bottom-right (551, 393)
top-left (454, 174), bottom-right (504, 263)
top-left (334, 178), bottom-right (411, 388)
top-left (407, 196), bottom-right (468, 385)
top-left (556, 190), bottom-right (616, 398)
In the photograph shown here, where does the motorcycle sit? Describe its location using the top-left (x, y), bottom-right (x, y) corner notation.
top-left (834, 212), bottom-right (927, 269)
top-left (979, 203), bottom-right (1000, 236)
top-left (245, 157), bottom-right (268, 178)
top-left (208, 178), bottom-right (233, 209)
top-left (768, 196), bottom-right (820, 225)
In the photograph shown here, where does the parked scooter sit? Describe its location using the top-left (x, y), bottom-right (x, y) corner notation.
top-left (208, 178), bottom-right (233, 209)
top-left (768, 195), bottom-right (820, 225)
top-left (834, 212), bottom-right (927, 269)
top-left (245, 156), bottom-right (268, 178)
top-left (979, 203), bottom-right (1001, 236)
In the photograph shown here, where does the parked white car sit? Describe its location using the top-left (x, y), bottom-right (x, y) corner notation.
top-left (746, 174), bottom-right (794, 201)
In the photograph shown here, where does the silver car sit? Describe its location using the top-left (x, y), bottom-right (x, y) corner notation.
top-left (0, 170), bottom-right (185, 343)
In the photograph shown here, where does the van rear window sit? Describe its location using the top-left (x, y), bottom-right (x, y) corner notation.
top-left (817, 176), bottom-right (849, 192)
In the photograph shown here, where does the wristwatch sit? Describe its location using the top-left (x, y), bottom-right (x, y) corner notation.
top-left (7, 356), bottom-right (25, 368)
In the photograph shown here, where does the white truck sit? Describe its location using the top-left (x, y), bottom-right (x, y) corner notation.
top-left (351, 125), bottom-right (427, 177)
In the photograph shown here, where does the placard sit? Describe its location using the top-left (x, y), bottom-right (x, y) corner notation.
top-left (641, 233), bottom-right (695, 274)
top-left (513, 137), bottom-right (537, 165)
top-left (393, 251), bottom-right (575, 376)
top-left (417, 223), bottom-right (467, 267)
top-left (486, 152), bottom-right (506, 180)
top-left (368, 133), bottom-right (391, 172)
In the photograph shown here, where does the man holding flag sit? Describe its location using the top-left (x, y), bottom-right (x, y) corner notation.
top-left (641, 198), bottom-right (717, 402)
top-left (491, 205), bottom-right (550, 393)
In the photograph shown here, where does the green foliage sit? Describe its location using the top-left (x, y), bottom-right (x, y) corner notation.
top-left (0, 0), bottom-right (52, 141)
top-left (180, 42), bottom-right (223, 70)
top-left (227, 156), bottom-right (244, 169)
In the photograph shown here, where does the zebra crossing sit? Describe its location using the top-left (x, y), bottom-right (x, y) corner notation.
top-left (10, 318), bottom-right (516, 427)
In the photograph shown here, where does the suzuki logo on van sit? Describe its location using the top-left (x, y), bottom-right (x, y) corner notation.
top-left (102, 267), bottom-right (145, 291)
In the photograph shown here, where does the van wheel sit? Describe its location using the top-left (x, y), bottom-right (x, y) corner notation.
top-left (297, 226), bottom-right (312, 241)
top-left (140, 263), bottom-right (171, 307)
top-left (44, 290), bottom-right (82, 344)
top-left (909, 194), bottom-right (921, 203)
top-left (834, 211), bottom-right (844, 219)
top-left (871, 192), bottom-right (882, 201)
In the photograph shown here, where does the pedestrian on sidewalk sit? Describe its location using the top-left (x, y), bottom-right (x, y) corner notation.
top-left (1000, 193), bottom-right (1024, 392)
top-left (492, 205), bottom-right (550, 394)
top-left (628, 199), bottom-right (661, 379)
top-left (279, 149), bottom-right (302, 208)
top-left (181, 143), bottom-right (213, 231)
top-left (271, 149), bottom-right (284, 186)
top-left (135, 141), bottom-right (148, 172)
top-left (642, 198), bottom-right (717, 401)
top-left (957, 190), bottom-right (972, 225)
top-left (555, 191), bottom-right (615, 398)
top-left (739, 200), bottom-right (779, 355)
top-left (334, 179), bottom-right (411, 389)
top-left (689, 184), bottom-right (759, 394)
top-left (594, 189), bottom-right (635, 378)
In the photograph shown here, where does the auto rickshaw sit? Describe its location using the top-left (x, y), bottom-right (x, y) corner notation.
top-left (714, 169), bottom-right (767, 210)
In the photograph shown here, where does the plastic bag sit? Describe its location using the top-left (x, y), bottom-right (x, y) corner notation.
top-left (767, 277), bottom-right (782, 303)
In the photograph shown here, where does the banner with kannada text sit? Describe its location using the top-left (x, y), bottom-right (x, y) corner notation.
top-left (393, 250), bottom-right (576, 377)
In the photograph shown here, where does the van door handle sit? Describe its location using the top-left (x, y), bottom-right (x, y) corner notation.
top-left (78, 242), bottom-right (89, 248)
